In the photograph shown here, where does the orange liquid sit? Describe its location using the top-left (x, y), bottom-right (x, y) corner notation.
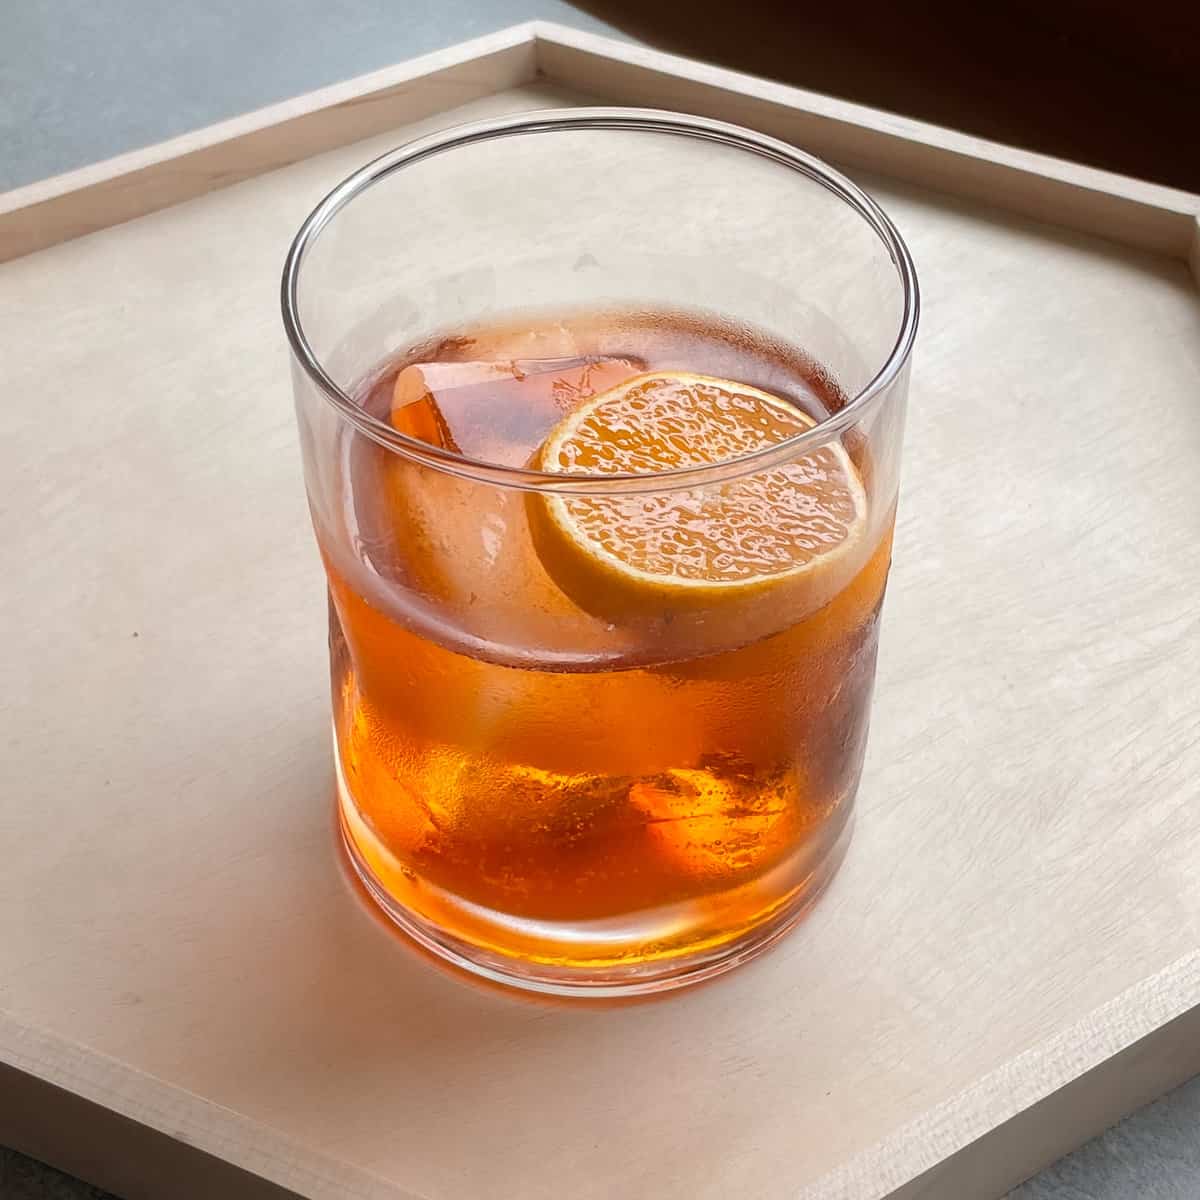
top-left (321, 311), bottom-right (891, 983)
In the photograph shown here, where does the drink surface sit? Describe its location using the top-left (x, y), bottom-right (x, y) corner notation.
top-left (322, 310), bottom-right (891, 975)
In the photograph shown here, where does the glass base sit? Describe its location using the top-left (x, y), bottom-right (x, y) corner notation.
top-left (336, 758), bottom-right (853, 998)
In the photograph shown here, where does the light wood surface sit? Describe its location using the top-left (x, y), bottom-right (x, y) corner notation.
top-left (1, 27), bottom-right (1199, 1200)
top-left (2, 23), bottom-right (1198, 266)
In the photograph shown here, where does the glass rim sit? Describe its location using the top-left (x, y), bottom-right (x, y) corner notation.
top-left (281, 106), bottom-right (919, 496)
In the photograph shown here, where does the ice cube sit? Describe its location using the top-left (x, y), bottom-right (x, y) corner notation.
top-left (391, 355), bottom-right (643, 467)
top-left (630, 762), bottom-right (800, 878)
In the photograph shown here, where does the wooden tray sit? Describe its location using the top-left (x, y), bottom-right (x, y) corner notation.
top-left (2, 23), bottom-right (1198, 1200)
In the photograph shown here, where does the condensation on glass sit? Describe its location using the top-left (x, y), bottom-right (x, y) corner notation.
top-left (282, 109), bottom-right (918, 995)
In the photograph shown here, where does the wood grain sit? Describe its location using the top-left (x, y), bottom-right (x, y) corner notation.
top-left (1, 31), bottom-right (1199, 1200)
top-left (839, 955), bottom-right (1200, 1199)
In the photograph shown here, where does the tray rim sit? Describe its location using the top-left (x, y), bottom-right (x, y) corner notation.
top-left (3, 22), bottom-right (1200, 1200)
top-left (2, 21), bottom-right (1198, 271)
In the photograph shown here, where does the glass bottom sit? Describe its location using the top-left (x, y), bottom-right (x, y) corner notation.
top-left (336, 751), bottom-right (854, 997)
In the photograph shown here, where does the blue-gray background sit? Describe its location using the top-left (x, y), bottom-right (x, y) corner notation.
top-left (1, 2), bottom-right (1197, 1197)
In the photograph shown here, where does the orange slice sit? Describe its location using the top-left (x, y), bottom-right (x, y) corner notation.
top-left (529, 372), bottom-right (868, 626)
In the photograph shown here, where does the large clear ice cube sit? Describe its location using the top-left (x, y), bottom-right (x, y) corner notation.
top-left (391, 355), bottom-right (643, 467)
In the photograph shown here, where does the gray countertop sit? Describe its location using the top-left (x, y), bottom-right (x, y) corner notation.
top-left (2, 3), bottom-right (1196, 1198)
